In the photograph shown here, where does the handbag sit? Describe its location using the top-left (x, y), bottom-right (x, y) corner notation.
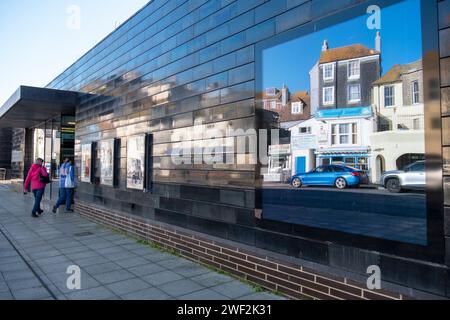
top-left (39, 169), bottom-right (51, 184)
top-left (65, 166), bottom-right (77, 188)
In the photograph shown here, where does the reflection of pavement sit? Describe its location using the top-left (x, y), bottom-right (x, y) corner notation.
top-left (261, 188), bottom-right (427, 245)
top-left (264, 183), bottom-right (425, 196)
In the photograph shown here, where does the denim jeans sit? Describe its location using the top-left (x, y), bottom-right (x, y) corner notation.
top-left (55, 188), bottom-right (73, 211)
top-left (32, 188), bottom-right (45, 215)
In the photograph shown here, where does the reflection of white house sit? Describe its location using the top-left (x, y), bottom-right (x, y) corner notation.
top-left (289, 107), bottom-right (374, 175)
top-left (370, 60), bottom-right (425, 182)
top-left (294, 37), bottom-right (381, 175)
top-left (315, 107), bottom-right (374, 171)
top-left (290, 117), bottom-right (321, 174)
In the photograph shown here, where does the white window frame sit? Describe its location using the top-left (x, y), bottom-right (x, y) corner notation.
top-left (348, 84), bottom-right (361, 104)
top-left (291, 101), bottom-right (303, 115)
top-left (323, 86), bottom-right (335, 106)
top-left (347, 60), bottom-right (360, 80)
top-left (331, 123), bottom-right (358, 146)
top-left (384, 85), bottom-right (395, 107)
top-left (299, 127), bottom-right (311, 134)
top-left (412, 80), bottom-right (420, 105)
top-left (323, 63), bottom-right (334, 82)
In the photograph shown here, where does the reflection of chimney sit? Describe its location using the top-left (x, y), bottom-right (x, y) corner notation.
top-left (375, 31), bottom-right (381, 52)
top-left (281, 84), bottom-right (289, 107)
top-left (322, 40), bottom-right (329, 52)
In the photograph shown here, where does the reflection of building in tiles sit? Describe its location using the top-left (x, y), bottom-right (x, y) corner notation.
top-left (370, 60), bottom-right (425, 183)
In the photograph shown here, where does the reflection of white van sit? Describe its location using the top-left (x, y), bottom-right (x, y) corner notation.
top-left (379, 161), bottom-right (426, 193)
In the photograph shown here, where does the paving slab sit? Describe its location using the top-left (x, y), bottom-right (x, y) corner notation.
top-left (0, 188), bottom-right (286, 301)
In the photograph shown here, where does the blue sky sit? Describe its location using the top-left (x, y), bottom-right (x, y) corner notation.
top-left (263, 0), bottom-right (423, 93)
top-left (0, 0), bottom-right (149, 106)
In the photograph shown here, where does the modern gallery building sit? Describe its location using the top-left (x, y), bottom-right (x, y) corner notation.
top-left (0, 0), bottom-right (450, 299)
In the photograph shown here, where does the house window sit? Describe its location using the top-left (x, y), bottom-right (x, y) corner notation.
top-left (348, 60), bottom-right (360, 79)
top-left (412, 80), bottom-right (420, 104)
top-left (323, 87), bottom-right (334, 105)
top-left (291, 102), bottom-right (304, 114)
top-left (270, 101), bottom-right (276, 109)
top-left (299, 127), bottom-right (311, 134)
top-left (323, 63), bottom-right (334, 81)
top-left (384, 85), bottom-right (395, 107)
top-left (348, 84), bottom-right (361, 103)
top-left (332, 123), bottom-right (358, 145)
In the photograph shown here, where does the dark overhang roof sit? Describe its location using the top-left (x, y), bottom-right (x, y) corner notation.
top-left (0, 86), bottom-right (78, 128)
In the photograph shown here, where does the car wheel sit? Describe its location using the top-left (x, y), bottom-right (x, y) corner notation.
top-left (291, 178), bottom-right (302, 188)
top-left (335, 177), bottom-right (347, 189)
top-left (386, 178), bottom-right (401, 193)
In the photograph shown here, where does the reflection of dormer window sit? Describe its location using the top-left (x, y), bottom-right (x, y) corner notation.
top-left (291, 101), bottom-right (304, 114)
top-left (266, 88), bottom-right (277, 96)
top-left (348, 60), bottom-right (360, 80)
top-left (323, 63), bottom-right (334, 81)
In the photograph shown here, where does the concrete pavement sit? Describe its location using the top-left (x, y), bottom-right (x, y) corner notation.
top-left (0, 182), bottom-right (285, 300)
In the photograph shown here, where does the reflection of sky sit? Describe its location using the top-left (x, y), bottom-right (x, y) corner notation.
top-left (262, 0), bottom-right (422, 93)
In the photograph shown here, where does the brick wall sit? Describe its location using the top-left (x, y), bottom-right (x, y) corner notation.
top-left (74, 200), bottom-right (407, 300)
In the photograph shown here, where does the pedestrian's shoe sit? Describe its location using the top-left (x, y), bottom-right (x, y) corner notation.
top-left (31, 213), bottom-right (39, 218)
top-left (37, 209), bottom-right (44, 215)
top-left (52, 206), bottom-right (57, 214)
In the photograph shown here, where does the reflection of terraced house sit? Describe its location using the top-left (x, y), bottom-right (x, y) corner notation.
top-left (370, 60), bottom-right (425, 183)
top-left (262, 86), bottom-right (311, 181)
top-left (262, 85), bottom-right (311, 126)
top-left (295, 36), bottom-right (381, 175)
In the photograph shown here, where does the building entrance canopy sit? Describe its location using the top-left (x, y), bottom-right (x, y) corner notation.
top-left (0, 86), bottom-right (78, 128)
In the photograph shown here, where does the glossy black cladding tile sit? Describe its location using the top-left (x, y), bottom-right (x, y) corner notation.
top-left (187, 215), bottom-right (229, 239)
top-left (445, 207), bottom-right (450, 237)
top-left (235, 208), bottom-right (256, 227)
top-left (275, 1), bottom-right (312, 34)
top-left (159, 197), bottom-right (193, 214)
top-left (441, 57), bottom-right (450, 87)
top-left (328, 244), bottom-right (380, 274)
top-left (220, 189), bottom-right (246, 207)
top-left (439, 0), bottom-right (450, 29)
top-left (254, 229), bottom-right (328, 264)
top-left (440, 27), bottom-right (450, 58)
top-left (180, 185), bottom-right (221, 202)
top-left (155, 209), bottom-right (188, 228)
top-left (228, 224), bottom-right (256, 246)
top-left (446, 237), bottom-right (450, 266)
top-left (191, 202), bottom-right (237, 224)
top-left (379, 255), bottom-right (448, 296)
top-left (254, 230), bottom-right (291, 255)
top-left (311, 0), bottom-right (362, 19)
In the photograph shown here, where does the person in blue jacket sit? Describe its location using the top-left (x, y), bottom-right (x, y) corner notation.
top-left (52, 158), bottom-right (75, 213)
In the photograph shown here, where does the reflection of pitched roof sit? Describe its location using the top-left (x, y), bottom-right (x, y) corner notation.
top-left (373, 59), bottom-right (423, 85)
top-left (291, 91), bottom-right (310, 104)
top-left (319, 44), bottom-right (379, 64)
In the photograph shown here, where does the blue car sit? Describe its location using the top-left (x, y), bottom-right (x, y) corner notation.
top-left (289, 165), bottom-right (368, 189)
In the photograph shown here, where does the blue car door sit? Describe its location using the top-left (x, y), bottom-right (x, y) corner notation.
top-left (305, 166), bottom-right (326, 185)
top-left (317, 166), bottom-right (334, 185)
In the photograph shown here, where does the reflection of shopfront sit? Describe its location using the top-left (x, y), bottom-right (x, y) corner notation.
top-left (317, 152), bottom-right (370, 172)
top-left (264, 144), bottom-right (291, 182)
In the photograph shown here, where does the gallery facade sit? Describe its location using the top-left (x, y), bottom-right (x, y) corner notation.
top-left (0, 0), bottom-right (450, 300)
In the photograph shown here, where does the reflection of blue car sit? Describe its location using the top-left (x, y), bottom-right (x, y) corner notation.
top-left (289, 165), bottom-right (368, 189)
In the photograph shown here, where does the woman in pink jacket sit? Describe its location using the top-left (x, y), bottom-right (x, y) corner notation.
top-left (24, 158), bottom-right (50, 218)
